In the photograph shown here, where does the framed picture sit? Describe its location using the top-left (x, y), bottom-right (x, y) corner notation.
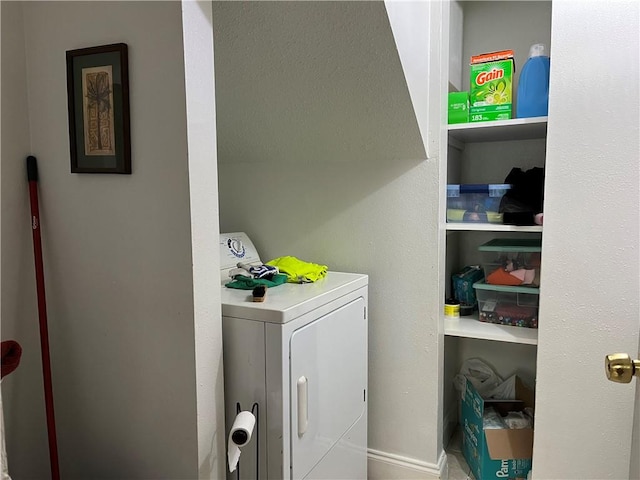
top-left (66, 43), bottom-right (131, 174)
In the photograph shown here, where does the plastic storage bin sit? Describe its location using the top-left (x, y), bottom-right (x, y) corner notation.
top-left (473, 280), bottom-right (539, 328)
top-left (479, 238), bottom-right (542, 287)
top-left (446, 184), bottom-right (511, 223)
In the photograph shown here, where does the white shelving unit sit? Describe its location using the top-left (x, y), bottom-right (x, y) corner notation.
top-left (443, 116), bottom-right (546, 348)
top-left (440, 3), bottom-right (552, 470)
top-left (443, 117), bottom-right (547, 345)
top-left (443, 118), bottom-right (544, 347)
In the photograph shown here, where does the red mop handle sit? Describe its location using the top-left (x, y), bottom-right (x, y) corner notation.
top-left (27, 156), bottom-right (60, 480)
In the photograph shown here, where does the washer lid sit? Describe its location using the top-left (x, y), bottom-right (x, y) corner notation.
top-left (221, 271), bottom-right (368, 324)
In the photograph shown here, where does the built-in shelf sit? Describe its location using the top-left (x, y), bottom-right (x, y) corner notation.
top-left (444, 315), bottom-right (538, 345)
top-left (444, 223), bottom-right (543, 233)
top-left (448, 117), bottom-right (548, 143)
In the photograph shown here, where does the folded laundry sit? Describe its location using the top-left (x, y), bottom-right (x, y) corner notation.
top-left (232, 262), bottom-right (280, 281)
top-left (247, 264), bottom-right (279, 279)
top-left (229, 267), bottom-right (253, 279)
top-left (225, 273), bottom-right (288, 290)
top-left (266, 256), bottom-right (328, 283)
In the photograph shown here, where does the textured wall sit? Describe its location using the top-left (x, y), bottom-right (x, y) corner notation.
top-left (1, 3), bottom-right (50, 477)
top-left (2, 2), bottom-right (200, 478)
top-left (533, 2), bottom-right (639, 478)
top-left (213, 1), bottom-right (443, 474)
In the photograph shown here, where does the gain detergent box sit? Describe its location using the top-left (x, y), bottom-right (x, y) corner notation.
top-left (469, 50), bottom-right (515, 122)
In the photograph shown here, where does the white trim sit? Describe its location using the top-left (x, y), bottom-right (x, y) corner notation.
top-left (180, 2), bottom-right (225, 479)
top-left (368, 448), bottom-right (446, 480)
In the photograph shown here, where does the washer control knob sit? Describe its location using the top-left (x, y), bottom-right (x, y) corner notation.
top-left (228, 238), bottom-right (246, 258)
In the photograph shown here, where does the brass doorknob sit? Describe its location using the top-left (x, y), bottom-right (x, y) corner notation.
top-left (605, 353), bottom-right (640, 383)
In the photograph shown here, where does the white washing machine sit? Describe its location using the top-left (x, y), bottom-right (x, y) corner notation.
top-left (220, 232), bottom-right (368, 480)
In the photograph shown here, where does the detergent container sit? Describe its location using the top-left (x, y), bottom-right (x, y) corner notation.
top-left (516, 44), bottom-right (550, 118)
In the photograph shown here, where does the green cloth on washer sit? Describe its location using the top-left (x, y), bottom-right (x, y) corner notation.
top-left (266, 256), bottom-right (328, 283)
top-left (225, 273), bottom-right (288, 290)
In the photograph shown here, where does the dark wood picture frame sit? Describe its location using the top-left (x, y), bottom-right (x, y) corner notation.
top-left (66, 43), bottom-right (131, 174)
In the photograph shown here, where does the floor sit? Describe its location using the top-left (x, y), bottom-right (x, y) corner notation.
top-left (445, 429), bottom-right (474, 480)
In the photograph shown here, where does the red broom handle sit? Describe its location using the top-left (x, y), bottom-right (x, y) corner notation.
top-left (27, 156), bottom-right (60, 480)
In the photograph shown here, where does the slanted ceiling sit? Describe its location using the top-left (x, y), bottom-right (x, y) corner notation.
top-left (212, 1), bottom-right (425, 164)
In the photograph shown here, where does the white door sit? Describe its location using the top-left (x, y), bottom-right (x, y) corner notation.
top-left (290, 298), bottom-right (367, 479)
top-left (630, 343), bottom-right (640, 478)
top-left (532, 1), bottom-right (639, 479)
top-left (608, 341), bottom-right (640, 479)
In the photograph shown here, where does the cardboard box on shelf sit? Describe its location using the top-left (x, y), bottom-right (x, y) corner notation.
top-left (461, 376), bottom-right (534, 480)
top-left (448, 91), bottom-right (469, 124)
top-left (452, 265), bottom-right (484, 311)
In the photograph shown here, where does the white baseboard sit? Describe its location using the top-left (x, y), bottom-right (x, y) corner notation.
top-left (368, 448), bottom-right (447, 480)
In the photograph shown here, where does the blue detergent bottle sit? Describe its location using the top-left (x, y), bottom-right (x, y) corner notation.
top-left (516, 44), bottom-right (551, 118)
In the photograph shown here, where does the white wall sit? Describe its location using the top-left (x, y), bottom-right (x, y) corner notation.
top-left (1, 3), bottom-right (50, 477)
top-left (213, 2), bottom-right (443, 476)
top-left (2, 2), bottom-right (204, 478)
top-left (212, 1), bottom-right (425, 166)
top-left (533, 2), bottom-right (639, 478)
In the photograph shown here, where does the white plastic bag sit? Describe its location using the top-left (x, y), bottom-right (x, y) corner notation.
top-left (485, 373), bottom-right (517, 400)
top-left (453, 358), bottom-right (503, 398)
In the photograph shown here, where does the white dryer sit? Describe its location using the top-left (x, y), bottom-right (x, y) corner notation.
top-left (220, 232), bottom-right (368, 480)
